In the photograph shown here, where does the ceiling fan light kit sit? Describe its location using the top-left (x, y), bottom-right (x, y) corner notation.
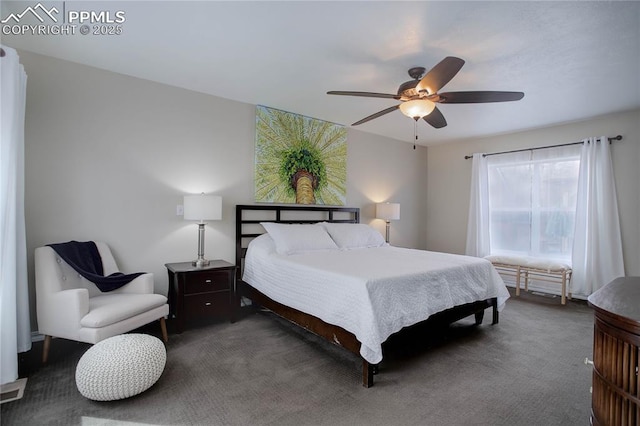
top-left (327, 56), bottom-right (525, 135)
top-left (399, 99), bottom-right (436, 119)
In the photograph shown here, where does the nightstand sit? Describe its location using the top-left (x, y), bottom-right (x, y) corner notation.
top-left (165, 260), bottom-right (237, 333)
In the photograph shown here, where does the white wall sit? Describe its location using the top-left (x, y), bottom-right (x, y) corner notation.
top-left (19, 50), bottom-right (428, 329)
top-left (426, 109), bottom-right (640, 277)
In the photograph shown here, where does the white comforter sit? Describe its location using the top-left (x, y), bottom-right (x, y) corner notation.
top-left (243, 234), bottom-right (510, 364)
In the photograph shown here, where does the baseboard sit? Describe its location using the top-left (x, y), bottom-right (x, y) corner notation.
top-left (504, 280), bottom-right (586, 301)
top-left (81, 417), bottom-right (153, 425)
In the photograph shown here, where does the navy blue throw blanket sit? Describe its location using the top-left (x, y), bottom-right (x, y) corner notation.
top-left (48, 241), bottom-right (144, 292)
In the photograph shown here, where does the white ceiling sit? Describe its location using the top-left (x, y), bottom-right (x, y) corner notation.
top-left (3, 1), bottom-right (640, 146)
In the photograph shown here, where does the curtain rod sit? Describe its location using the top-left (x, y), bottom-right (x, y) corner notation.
top-left (464, 135), bottom-right (622, 160)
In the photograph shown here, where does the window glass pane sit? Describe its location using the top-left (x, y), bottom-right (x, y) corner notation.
top-left (535, 159), bottom-right (579, 260)
top-left (488, 164), bottom-right (531, 209)
top-left (488, 163), bottom-right (531, 255)
top-left (487, 151), bottom-right (579, 263)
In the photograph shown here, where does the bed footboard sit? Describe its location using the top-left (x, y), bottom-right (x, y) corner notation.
top-left (428, 297), bottom-right (498, 327)
top-left (475, 297), bottom-right (499, 325)
top-left (239, 279), bottom-right (497, 387)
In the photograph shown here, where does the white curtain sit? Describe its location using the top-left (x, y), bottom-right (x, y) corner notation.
top-left (465, 153), bottom-right (490, 257)
top-left (1, 46), bottom-right (31, 385)
top-left (571, 137), bottom-right (625, 296)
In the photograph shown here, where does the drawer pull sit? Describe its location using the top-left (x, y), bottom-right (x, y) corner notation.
top-left (205, 279), bottom-right (212, 283)
top-left (205, 302), bottom-right (212, 306)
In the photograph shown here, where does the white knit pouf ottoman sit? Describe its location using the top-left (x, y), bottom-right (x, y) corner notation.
top-left (75, 334), bottom-right (166, 401)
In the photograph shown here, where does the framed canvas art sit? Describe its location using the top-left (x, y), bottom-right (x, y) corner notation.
top-left (255, 105), bottom-right (347, 205)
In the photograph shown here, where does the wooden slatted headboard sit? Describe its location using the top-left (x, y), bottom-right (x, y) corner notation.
top-left (235, 204), bottom-right (360, 281)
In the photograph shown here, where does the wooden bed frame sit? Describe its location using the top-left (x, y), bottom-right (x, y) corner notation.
top-left (235, 204), bottom-right (498, 387)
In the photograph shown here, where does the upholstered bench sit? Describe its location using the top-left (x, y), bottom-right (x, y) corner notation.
top-left (75, 333), bottom-right (166, 401)
top-left (485, 255), bottom-right (572, 305)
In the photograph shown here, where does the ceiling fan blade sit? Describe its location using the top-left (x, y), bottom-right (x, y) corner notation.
top-left (416, 57), bottom-right (465, 95)
top-left (423, 106), bottom-right (447, 129)
top-left (327, 91), bottom-right (400, 100)
top-left (352, 105), bottom-right (399, 126)
top-left (437, 91), bottom-right (525, 103)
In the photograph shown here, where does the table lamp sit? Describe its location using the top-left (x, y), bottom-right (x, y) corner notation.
top-left (376, 202), bottom-right (400, 243)
top-left (183, 193), bottom-right (222, 267)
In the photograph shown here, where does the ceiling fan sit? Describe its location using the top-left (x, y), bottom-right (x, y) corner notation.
top-left (327, 56), bottom-right (524, 129)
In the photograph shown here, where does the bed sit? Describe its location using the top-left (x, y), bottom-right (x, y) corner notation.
top-left (235, 204), bottom-right (509, 387)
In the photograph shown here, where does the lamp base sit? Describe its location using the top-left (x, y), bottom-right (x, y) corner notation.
top-left (385, 221), bottom-right (391, 243)
top-left (192, 258), bottom-right (210, 268)
top-left (192, 223), bottom-right (210, 268)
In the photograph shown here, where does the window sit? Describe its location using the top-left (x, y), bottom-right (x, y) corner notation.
top-left (487, 146), bottom-right (581, 263)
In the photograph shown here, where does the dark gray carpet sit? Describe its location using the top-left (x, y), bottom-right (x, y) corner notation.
top-left (1, 291), bottom-right (593, 425)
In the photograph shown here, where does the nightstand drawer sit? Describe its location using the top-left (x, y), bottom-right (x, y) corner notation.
top-left (184, 292), bottom-right (230, 318)
top-left (183, 270), bottom-right (230, 294)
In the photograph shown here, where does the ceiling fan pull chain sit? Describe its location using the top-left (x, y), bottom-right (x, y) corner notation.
top-left (413, 118), bottom-right (418, 149)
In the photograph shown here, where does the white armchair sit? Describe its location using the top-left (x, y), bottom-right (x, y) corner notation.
top-left (35, 241), bottom-right (169, 362)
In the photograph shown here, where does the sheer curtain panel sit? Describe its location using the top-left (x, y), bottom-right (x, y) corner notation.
top-left (571, 137), bottom-right (625, 296)
top-left (1, 46), bottom-right (31, 385)
top-left (465, 153), bottom-right (490, 257)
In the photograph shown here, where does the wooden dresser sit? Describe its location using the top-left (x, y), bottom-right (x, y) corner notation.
top-left (588, 277), bottom-right (640, 426)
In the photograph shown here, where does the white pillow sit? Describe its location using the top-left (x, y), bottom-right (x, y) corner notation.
top-left (320, 223), bottom-right (386, 249)
top-left (260, 222), bottom-right (338, 255)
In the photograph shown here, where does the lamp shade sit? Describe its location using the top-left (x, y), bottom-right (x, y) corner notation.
top-left (183, 194), bottom-right (222, 222)
top-left (376, 202), bottom-right (400, 221)
top-left (399, 99), bottom-right (436, 119)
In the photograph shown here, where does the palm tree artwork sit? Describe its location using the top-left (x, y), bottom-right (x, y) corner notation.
top-left (255, 106), bottom-right (347, 205)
